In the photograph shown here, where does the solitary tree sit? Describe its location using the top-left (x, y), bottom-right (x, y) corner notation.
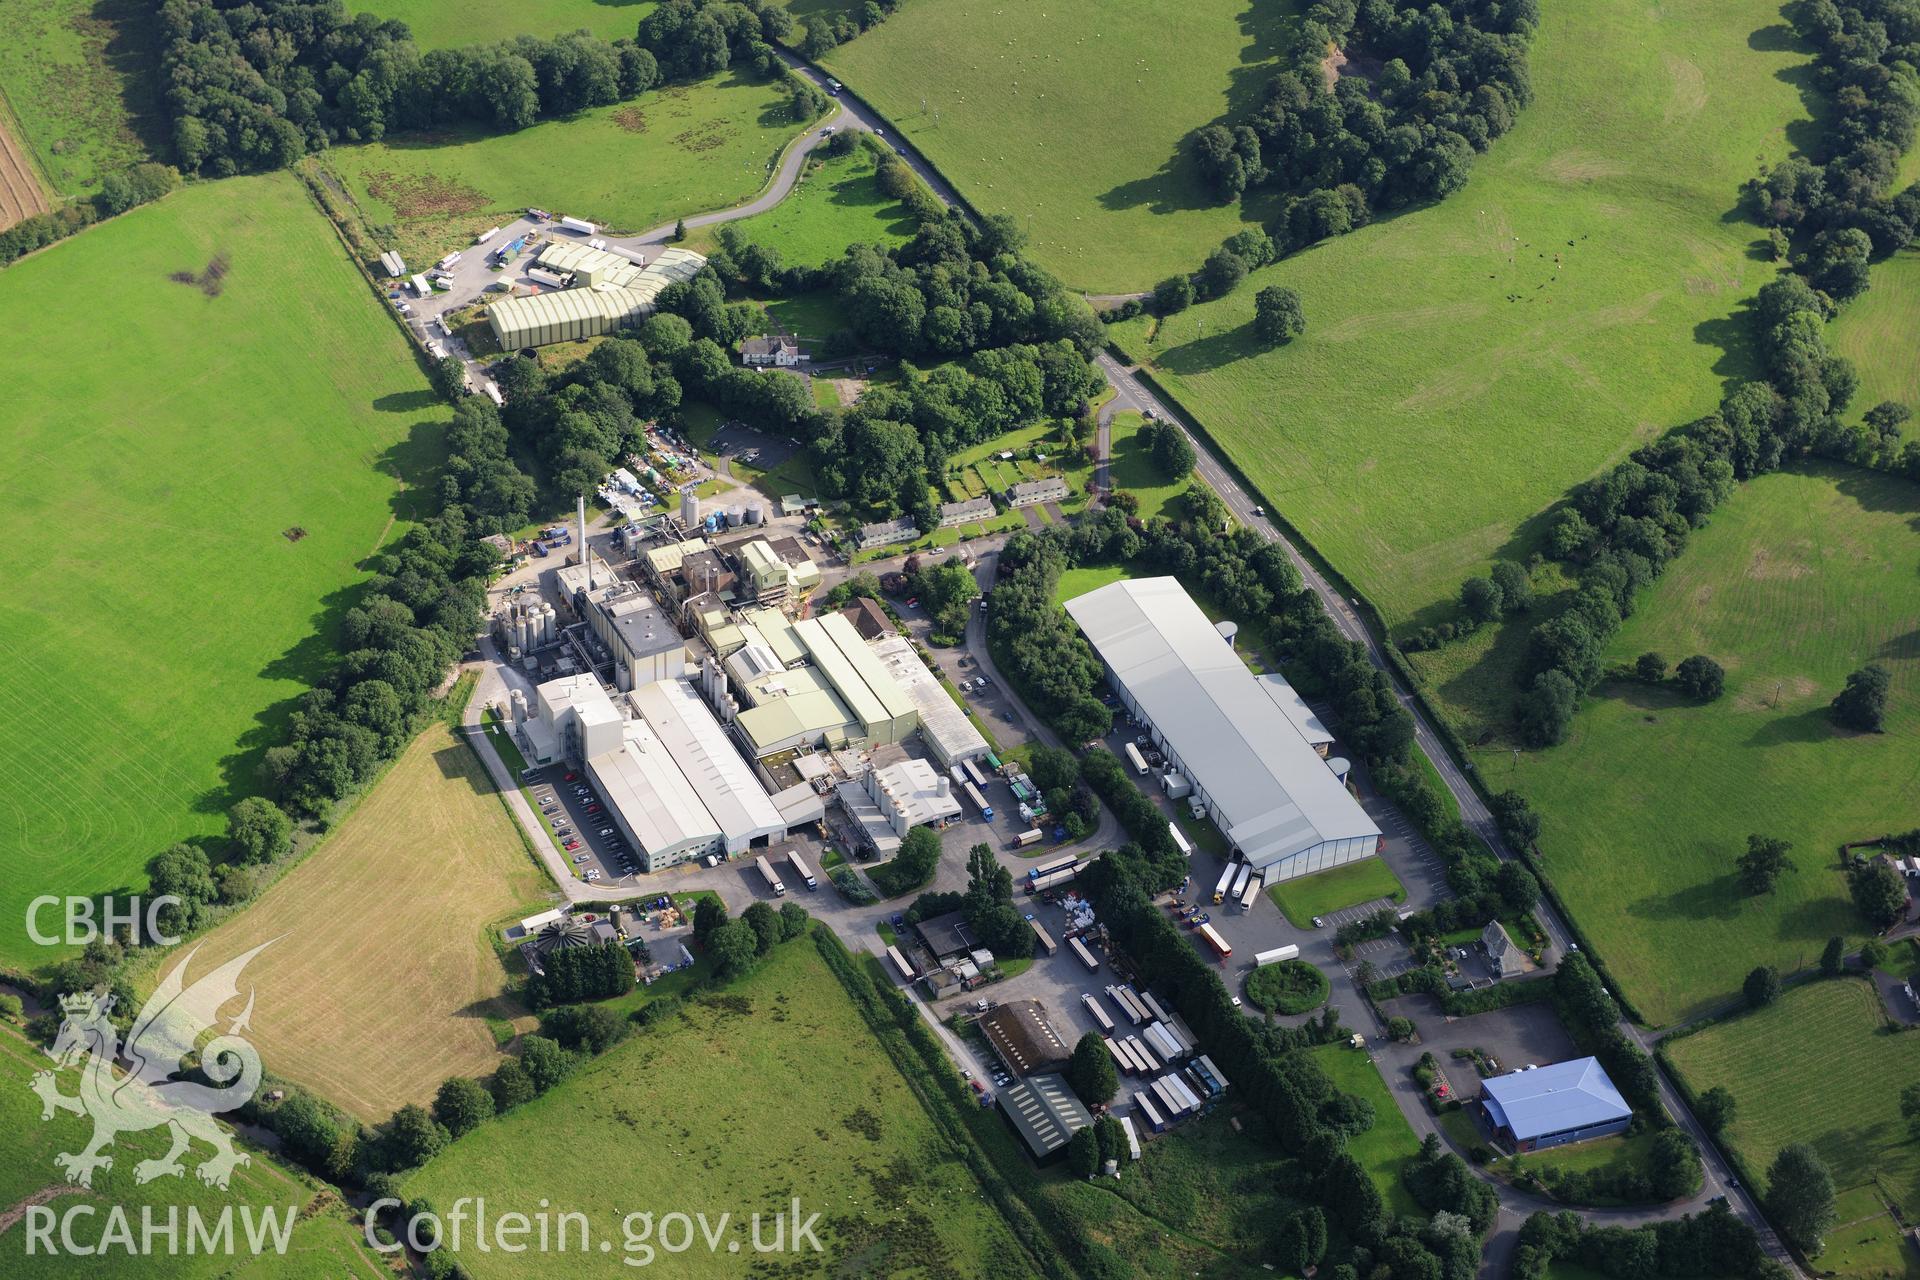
top-left (1743, 965), bottom-right (1781, 1008)
top-left (1850, 859), bottom-right (1907, 930)
top-left (1831, 663), bottom-right (1891, 731)
top-left (1819, 936), bottom-right (1847, 977)
top-left (1860, 936), bottom-right (1890, 971)
top-left (1152, 273), bottom-right (1194, 315)
top-left (1067, 1124), bottom-right (1102, 1178)
top-left (1252, 285), bottom-right (1306, 345)
top-left (1150, 423), bottom-right (1196, 480)
top-left (1695, 1085), bottom-right (1737, 1134)
top-left (1766, 1143), bottom-right (1837, 1253)
top-left (673, 216), bottom-right (687, 241)
top-left (1736, 834), bottom-right (1793, 896)
top-left (1635, 651), bottom-right (1668, 683)
top-left (1675, 654), bottom-right (1726, 701)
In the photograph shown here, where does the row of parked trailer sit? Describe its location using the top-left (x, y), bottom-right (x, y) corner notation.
top-left (752, 850), bottom-right (819, 898)
top-left (1131, 1054), bottom-right (1231, 1133)
top-left (1210, 859), bottom-right (1265, 910)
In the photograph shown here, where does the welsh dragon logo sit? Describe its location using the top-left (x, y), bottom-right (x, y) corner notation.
top-left (31, 940), bottom-right (275, 1190)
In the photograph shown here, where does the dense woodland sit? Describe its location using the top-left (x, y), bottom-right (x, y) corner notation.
top-left (150, 0), bottom-right (822, 178)
top-left (1183, 0), bottom-right (1534, 264)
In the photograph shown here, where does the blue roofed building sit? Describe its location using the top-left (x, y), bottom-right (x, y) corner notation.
top-left (1479, 1057), bottom-right (1632, 1152)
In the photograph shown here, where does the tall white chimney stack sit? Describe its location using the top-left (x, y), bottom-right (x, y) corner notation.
top-left (578, 495), bottom-right (591, 588)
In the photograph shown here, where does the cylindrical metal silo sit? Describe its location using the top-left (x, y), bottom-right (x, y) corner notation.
top-left (681, 490), bottom-right (700, 527)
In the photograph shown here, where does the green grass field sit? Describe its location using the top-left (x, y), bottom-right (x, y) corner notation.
top-left (0, 173), bottom-right (444, 972)
top-left (1113, 0), bottom-right (1811, 630)
top-left (1268, 858), bottom-right (1408, 928)
top-left (351, 0), bottom-right (655, 47)
top-left (1666, 979), bottom-right (1920, 1219)
top-left (1052, 563), bottom-right (1131, 606)
top-left (1828, 250), bottom-right (1920, 422)
top-left (1478, 467), bottom-right (1920, 1025)
top-left (404, 939), bottom-right (1023, 1276)
top-left (323, 71), bottom-right (814, 266)
top-left (1310, 1043), bottom-right (1423, 1217)
top-left (0, 0), bottom-right (165, 195)
top-left (820, 0), bottom-right (1288, 290)
top-left (0, 1028), bottom-right (388, 1278)
top-left (698, 145), bottom-right (916, 266)
top-left (1106, 410), bottom-right (1190, 522)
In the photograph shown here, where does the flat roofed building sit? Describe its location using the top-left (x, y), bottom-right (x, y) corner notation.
top-left (867, 757), bottom-right (960, 835)
top-left (519, 672), bottom-right (624, 765)
top-left (589, 718), bottom-right (724, 872)
top-left (628, 679), bottom-right (782, 854)
top-left (819, 613), bottom-right (917, 738)
top-left (997, 1073), bottom-right (1093, 1163)
top-left (1064, 577), bottom-right (1380, 880)
top-left (870, 634), bottom-right (987, 767)
top-left (978, 1000), bottom-right (1072, 1075)
top-left (559, 556), bottom-right (686, 691)
top-left (1480, 1058), bottom-right (1632, 1151)
top-left (1257, 673), bottom-right (1335, 757)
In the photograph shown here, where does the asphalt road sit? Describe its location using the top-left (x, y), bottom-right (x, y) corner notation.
top-left (424, 44), bottom-right (1797, 1271)
top-left (1091, 350), bottom-right (1796, 1273)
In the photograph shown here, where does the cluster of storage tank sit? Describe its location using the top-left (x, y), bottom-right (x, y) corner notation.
top-left (699, 657), bottom-right (738, 724)
top-left (499, 598), bottom-right (557, 654)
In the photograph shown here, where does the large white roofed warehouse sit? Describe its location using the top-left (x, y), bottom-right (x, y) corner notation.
top-left (487, 245), bottom-right (707, 349)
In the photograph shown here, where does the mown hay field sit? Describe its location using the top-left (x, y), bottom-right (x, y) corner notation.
top-left (183, 722), bottom-right (551, 1121)
top-left (0, 173), bottom-right (444, 972)
top-left (1667, 979), bottom-right (1920, 1215)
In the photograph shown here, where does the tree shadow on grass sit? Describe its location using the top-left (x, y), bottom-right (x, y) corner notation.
top-left (200, 414), bottom-right (447, 818)
top-left (1095, 0), bottom-right (1293, 220)
top-left (374, 388), bottom-right (440, 415)
top-left (1628, 869), bottom-right (1747, 923)
top-left (1744, 706), bottom-right (1834, 748)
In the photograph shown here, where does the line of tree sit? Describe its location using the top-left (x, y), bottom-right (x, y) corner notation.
top-left (154, 1), bottom-right (681, 176)
top-left (1080, 854), bottom-right (1486, 1279)
top-left (1512, 1201), bottom-right (1792, 1279)
top-left (0, 163), bottom-right (179, 267)
top-left (524, 941), bottom-right (636, 1006)
top-left (1551, 951), bottom-right (1662, 1117)
top-left (1741, 0), bottom-right (1920, 299)
top-left (795, 0), bottom-right (904, 58)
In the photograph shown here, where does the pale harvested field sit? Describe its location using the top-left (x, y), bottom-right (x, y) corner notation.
top-left (182, 722), bottom-right (552, 1120)
top-left (0, 104), bottom-right (50, 229)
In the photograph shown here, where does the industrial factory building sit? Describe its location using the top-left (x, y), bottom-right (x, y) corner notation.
top-left (869, 633), bottom-right (988, 768)
top-left (487, 246), bottom-right (707, 349)
top-left (508, 670), bottom-right (790, 873)
top-left (556, 552), bottom-right (687, 691)
top-left (834, 757), bottom-right (960, 855)
top-left (1064, 577), bottom-right (1381, 881)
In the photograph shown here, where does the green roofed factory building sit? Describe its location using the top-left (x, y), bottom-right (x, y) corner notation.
top-left (488, 245), bottom-right (707, 349)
